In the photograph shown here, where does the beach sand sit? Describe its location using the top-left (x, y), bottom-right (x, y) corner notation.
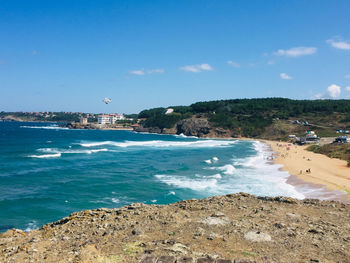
top-left (263, 140), bottom-right (350, 202)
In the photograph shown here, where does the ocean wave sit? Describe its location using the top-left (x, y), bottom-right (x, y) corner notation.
top-left (155, 174), bottom-right (218, 191)
top-left (29, 148), bottom-right (108, 158)
top-left (24, 221), bottom-right (38, 232)
top-left (232, 141), bottom-right (305, 199)
top-left (174, 133), bottom-right (199, 139)
top-left (211, 164), bottom-right (236, 175)
top-left (80, 139), bottom-right (237, 148)
top-left (20, 125), bottom-right (69, 130)
top-left (111, 198), bottom-right (120, 204)
top-left (233, 141), bottom-right (270, 167)
top-left (28, 153), bottom-right (62, 158)
top-left (204, 156), bottom-right (219, 164)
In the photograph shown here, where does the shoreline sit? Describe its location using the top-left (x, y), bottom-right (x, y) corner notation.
top-left (129, 131), bottom-right (350, 202)
top-left (261, 139), bottom-right (350, 203)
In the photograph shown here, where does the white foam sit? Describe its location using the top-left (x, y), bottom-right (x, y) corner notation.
top-left (80, 139), bottom-right (237, 148)
top-left (28, 153), bottom-right (62, 158)
top-left (85, 149), bottom-right (108, 154)
top-left (168, 191), bottom-right (176, 195)
top-left (234, 141), bottom-right (305, 199)
top-left (24, 221), bottom-right (38, 232)
top-left (111, 198), bottom-right (120, 204)
top-left (155, 174), bottom-right (218, 191)
top-left (20, 125), bottom-right (69, 130)
top-left (204, 159), bottom-right (212, 164)
top-left (174, 133), bottom-right (199, 139)
top-left (210, 164), bottom-right (236, 175)
top-left (151, 200), bottom-right (157, 203)
top-left (212, 157), bottom-right (219, 162)
top-left (155, 140), bottom-right (305, 199)
top-left (33, 147), bottom-right (109, 157)
top-left (209, 173), bottom-right (222, 179)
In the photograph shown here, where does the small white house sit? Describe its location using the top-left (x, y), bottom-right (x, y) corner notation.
top-left (165, 108), bottom-right (174, 115)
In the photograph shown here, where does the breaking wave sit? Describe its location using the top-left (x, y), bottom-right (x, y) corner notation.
top-left (211, 164), bottom-right (236, 175)
top-left (155, 174), bottom-right (218, 191)
top-left (28, 153), bottom-right (62, 158)
top-left (28, 148), bottom-right (108, 158)
top-left (20, 125), bottom-right (69, 130)
top-left (80, 139), bottom-right (237, 148)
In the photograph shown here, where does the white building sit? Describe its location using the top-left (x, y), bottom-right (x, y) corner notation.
top-left (110, 114), bottom-right (125, 123)
top-left (98, 114), bottom-right (125, 125)
top-left (98, 115), bottom-right (111, 125)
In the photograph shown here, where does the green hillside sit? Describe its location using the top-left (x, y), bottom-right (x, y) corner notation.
top-left (138, 98), bottom-right (350, 138)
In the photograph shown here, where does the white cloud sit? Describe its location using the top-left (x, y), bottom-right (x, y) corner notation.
top-left (179, 63), bottom-right (213, 73)
top-left (274, 46), bottom-right (317, 57)
top-left (129, 68), bottom-right (165, 76)
top-left (267, 60), bottom-right (275, 65)
top-left (147, 69), bottom-right (164, 74)
top-left (327, 38), bottom-right (350, 50)
top-left (227, 60), bottom-right (240, 68)
top-left (315, 93), bottom-right (323, 99)
top-left (327, 84), bottom-right (341, 98)
top-left (344, 74), bottom-right (350, 79)
top-left (280, 73), bottom-right (293, 80)
top-left (129, 70), bottom-right (145, 75)
top-left (346, 86), bottom-right (350, 92)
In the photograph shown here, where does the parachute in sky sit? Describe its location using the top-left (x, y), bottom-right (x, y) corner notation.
top-left (103, 98), bottom-right (112, 104)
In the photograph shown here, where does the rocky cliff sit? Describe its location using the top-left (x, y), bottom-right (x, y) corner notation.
top-left (1, 193), bottom-right (349, 263)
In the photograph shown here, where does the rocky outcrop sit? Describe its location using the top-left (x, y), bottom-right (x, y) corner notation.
top-left (176, 118), bottom-right (211, 137)
top-left (1, 193), bottom-right (349, 263)
top-left (134, 126), bottom-right (162, 134)
top-left (135, 117), bottom-right (232, 138)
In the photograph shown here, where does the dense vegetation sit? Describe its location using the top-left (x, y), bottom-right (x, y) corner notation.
top-left (307, 144), bottom-right (350, 165)
top-left (138, 98), bottom-right (350, 137)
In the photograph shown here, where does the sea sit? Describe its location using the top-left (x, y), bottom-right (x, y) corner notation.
top-left (0, 121), bottom-right (304, 232)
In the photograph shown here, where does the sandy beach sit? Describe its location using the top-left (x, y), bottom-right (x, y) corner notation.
top-left (263, 140), bottom-right (350, 201)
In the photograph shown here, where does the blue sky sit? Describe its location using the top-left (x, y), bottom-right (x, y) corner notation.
top-left (1, 0), bottom-right (350, 113)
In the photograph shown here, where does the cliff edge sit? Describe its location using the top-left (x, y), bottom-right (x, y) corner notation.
top-left (1, 193), bottom-right (349, 263)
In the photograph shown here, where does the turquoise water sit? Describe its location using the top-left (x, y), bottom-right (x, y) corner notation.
top-left (0, 122), bottom-right (303, 232)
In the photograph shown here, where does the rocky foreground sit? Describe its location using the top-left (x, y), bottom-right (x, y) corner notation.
top-left (1, 193), bottom-right (350, 263)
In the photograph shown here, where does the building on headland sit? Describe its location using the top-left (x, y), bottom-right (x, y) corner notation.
top-left (80, 117), bottom-right (88, 124)
top-left (97, 114), bottom-right (125, 125)
top-left (165, 108), bottom-right (174, 114)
